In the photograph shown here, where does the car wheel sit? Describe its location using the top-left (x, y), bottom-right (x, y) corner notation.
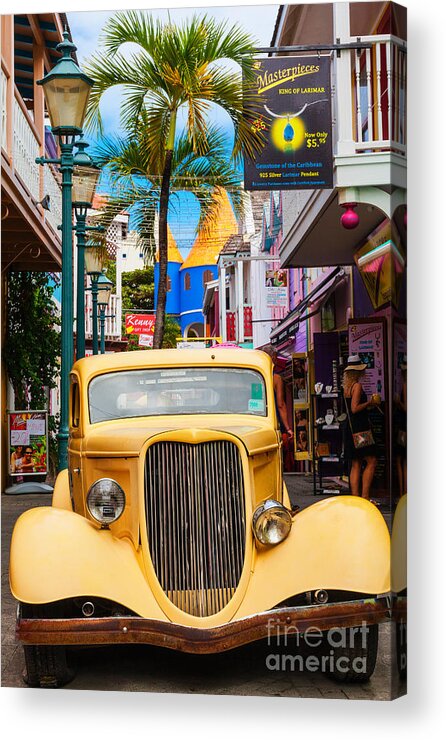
top-left (23, 644), bottom-right (75, 688)
top-left (323, 623), bottom-right (379, 683)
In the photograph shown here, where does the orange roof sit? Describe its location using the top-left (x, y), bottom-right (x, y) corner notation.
top-left (91, 193), bottom-right (108, 211)
top-left (155, 226), bottom-right (184, 264)
top-left (181, 189), bottom-right (238, 270)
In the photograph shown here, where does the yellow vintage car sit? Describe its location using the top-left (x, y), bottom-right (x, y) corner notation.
top-left (10, 349), bottom-right (390, 687)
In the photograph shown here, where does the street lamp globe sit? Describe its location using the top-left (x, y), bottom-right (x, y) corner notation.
top-left (73, 138), bottom-right (101, 207)
top-left (85, 241), bottom-right (104, 276)
top-left (37, 30), bottom-right (94, 134)
top-left (97, 272), bottom-right (113, 307)
top-left (72, 166), bottom-right (101, 208)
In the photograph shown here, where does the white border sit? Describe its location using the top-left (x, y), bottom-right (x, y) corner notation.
top-left (1, 0), bottom-right (444, 737)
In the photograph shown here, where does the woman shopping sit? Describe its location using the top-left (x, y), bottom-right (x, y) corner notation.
top-left (342, 355), bottom-right (380, 503)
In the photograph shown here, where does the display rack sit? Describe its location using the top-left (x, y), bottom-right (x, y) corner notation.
top-left (311, 392), bottom-right (345, 496)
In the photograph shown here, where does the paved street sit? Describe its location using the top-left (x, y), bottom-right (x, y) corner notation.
top-left (1, 476), bottom-right (404, 698)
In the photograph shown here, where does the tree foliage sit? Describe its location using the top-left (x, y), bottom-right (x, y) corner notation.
top-left (4, 272), bottom-right (60, 410)
top-left (84, 11), bottom-right (264, 347)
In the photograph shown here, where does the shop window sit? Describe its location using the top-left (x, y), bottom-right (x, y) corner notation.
top-left (203, 269), bottom-right (213, 288)
top-left (70, 379), bottom-right (80, 428)
top-left (184, 272), bottom-right (191, 291)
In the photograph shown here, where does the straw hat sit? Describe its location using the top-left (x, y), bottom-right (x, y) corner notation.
top-left (344, 354), bottom-right (367, 372)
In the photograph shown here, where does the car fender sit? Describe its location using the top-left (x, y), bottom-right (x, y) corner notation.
top-left (236, 496), bottom-right (390, 618)
top-left (391, 494), bottom-right (407, 594)
top-left (51, 469), bottom-right (72, 511)
top-left (9, 507), bottom-right (167, 620)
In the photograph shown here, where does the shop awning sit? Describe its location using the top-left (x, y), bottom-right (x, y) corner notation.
top-left (270, 267), bottom-right (346, 346)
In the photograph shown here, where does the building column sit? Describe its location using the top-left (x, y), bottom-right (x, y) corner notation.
top-left (236, 259), bottom-right (244, 344)
top-left (333, 2), bottom-right (355, 157)
top-left (219, 265), bottom-right (227, 342)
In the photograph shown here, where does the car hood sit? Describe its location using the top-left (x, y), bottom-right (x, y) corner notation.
top-left (81, 416), bottom-right (279, 458)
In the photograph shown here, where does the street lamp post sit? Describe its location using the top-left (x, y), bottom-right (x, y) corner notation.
top-left (36, 30), bottom-right (94, 472)
top-left (85, 243), bottom-right (104, 355)
top-left (97, 272), bottom-right (113, 354)
top-left (72, 139), bottom-right (101, 359)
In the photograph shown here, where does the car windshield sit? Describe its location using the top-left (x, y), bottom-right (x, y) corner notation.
top-left (88, 367), bottom-right (267, 423)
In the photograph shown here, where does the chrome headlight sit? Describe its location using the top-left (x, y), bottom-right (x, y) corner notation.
top-left (252, 499), bottom-right (292, 546)
top-left (86, 478), bottom-right (126, 526)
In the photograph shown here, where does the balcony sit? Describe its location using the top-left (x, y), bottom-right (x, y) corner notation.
top-left (1, 75), bottom-right (63, 270)
top-left (226, 305), bottom-right (253, 343)
top-left (84, 292), bottom-right (123, 341)
top-left (279, 32), bottom-right (407, 270)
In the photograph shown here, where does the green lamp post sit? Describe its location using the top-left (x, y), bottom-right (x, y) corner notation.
top-left (97, 272), bottom-right (113, 354)
top-left (72, 138), bottom-right (101, 360)
top-left (36, 29), bottom-right (94, 472)
top-left (85, 241), bottom-right (104, 355)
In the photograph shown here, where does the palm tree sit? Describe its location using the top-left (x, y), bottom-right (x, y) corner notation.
top-left (84, 10), bottom-right (263, 347)
top-left (89, 124), bottom-right (246, 330)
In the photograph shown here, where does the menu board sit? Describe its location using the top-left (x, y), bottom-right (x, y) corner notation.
top-left (8, 411), bottom-right (48, 476)
top-left (348, 320), bottom-right (386, 401)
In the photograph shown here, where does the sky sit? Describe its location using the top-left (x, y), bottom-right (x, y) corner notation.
top-left (67, 4), bottom-right (279, 251)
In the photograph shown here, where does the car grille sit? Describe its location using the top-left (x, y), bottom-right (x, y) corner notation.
top-left (144, 440), bottom-right (246, 617)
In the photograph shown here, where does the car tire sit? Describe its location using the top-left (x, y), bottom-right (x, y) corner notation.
top-left (324, 623), bottom-right (379, 683)
top-left (23, 644), bottom-right (75, 688)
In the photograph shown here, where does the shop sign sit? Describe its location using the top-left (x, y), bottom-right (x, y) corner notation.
top-left (244, 56), bottom-right (333, 191)
top-left (348, 320), bottom-right (386, 401)
top-left (265, 268), bottom-right (288, 307)
top-left (8, 411), bottom-right (48, 476)
top-left (125, 313), bottom-right (156, 337)
top-left (354, 219), bottom-right (406, 309)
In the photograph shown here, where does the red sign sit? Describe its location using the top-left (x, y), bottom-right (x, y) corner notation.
top-left (125, 314), bottom-right (156, 336)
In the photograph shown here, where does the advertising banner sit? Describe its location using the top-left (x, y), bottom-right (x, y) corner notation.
top-left (244, 56), bottom-right (333, 191)
top-left (265, 268), bottom-right (288, 307)
top-left (8, 411), bottom-right (48, 476)
top-left (348, 320), bottom-right (386, 401)
top-left (125, 313), bottom-right (156, 337)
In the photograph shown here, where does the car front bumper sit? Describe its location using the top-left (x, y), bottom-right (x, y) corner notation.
top-left (17, 597), bottom-right (390, 654)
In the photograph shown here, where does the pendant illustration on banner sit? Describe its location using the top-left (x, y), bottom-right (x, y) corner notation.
top-left (265, 99), bottom-right (329, 153)
top-left (315, 382), bottom-right (323, 395)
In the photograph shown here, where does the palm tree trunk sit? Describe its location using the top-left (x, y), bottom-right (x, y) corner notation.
top-left (153, 114), bottom-right (176, 349)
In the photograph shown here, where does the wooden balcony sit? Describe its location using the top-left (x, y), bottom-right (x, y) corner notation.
top-left (1, 14), bottom-right (63, 272)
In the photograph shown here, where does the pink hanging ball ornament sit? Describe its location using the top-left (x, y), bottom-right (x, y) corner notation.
top-left (340, 203), bottom-right (359, 230)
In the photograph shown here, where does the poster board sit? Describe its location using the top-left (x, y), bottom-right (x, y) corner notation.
top-left (292, 353), bottom-right (311, 460)
top-left (348, 318), bottom-right (386, 400)
top-left (8, 411), bottom-right (49, 477)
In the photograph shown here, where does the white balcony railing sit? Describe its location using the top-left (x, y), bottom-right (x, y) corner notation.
top-left (1, 68), bottom-right (7, 152)
top-left (352, 35), bottom-right (406, 155)
top-left (336, 34), bottom-right (407, 158)
top-left (43, 164), bottom-right (63, 234)
top-left (13, 96), bottom-right (40, 202)
top-left (85, 292), bottom-right (122, 340)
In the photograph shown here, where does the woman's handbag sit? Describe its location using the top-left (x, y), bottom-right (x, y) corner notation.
top-left (345, 400), bottom-right (375, 449)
